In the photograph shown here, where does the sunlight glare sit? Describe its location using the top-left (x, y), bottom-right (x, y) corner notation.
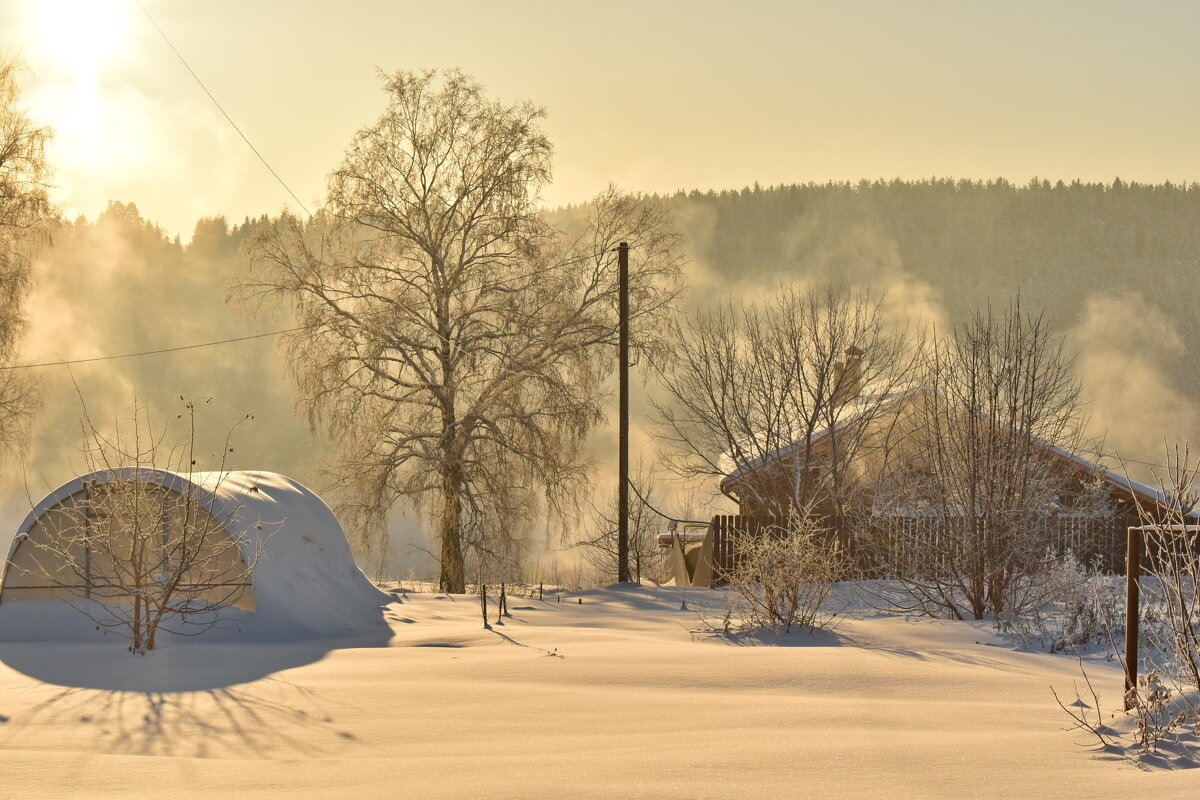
top-left (29, 0), bottom-right (131, 82)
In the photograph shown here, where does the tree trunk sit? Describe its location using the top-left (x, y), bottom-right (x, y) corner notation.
top-left (438, 456), bottom-right (466, 593)
top-left (132, 594), bottom-right (143, 653)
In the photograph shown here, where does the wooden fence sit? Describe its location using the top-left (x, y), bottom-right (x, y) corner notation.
top-left (706, 512), bottom-right (1129, 585)
top-left (856, 514), bottom-right (1128, 577)
top-left (708, 514), bottom-right (780, 587)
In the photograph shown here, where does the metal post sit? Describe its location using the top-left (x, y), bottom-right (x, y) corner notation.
top-left (1124, 526), bottom-right (1142, 710)
top-left (617, 241), bottom-right (631, 583)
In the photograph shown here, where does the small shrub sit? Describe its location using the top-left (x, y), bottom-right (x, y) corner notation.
top-left (996, 552), bottom-right (1124, 654)
top-left (721, 521), bottom-right (845, 634)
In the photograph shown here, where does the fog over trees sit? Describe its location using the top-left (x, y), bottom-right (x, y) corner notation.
top-left (13, 177), bottom-right (1200, 577)
top-left (674, 177), bottom-right (1200, 342)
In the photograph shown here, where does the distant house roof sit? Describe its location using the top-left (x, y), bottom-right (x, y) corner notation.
top-left (719, 382), bottom-right (917, 489)
top-left (1039, 442), bottom-right (1198, 518)
top-left (719, 384), bottom-right (1197, 519)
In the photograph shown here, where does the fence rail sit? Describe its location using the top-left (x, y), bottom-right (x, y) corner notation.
top-left (706, 513), bottom-right (1130, 583)
top-left (708, 515), bottom-right (780, 587)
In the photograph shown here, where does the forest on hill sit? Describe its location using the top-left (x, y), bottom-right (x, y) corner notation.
top-left (667, 177), bottom-right (1200, 326)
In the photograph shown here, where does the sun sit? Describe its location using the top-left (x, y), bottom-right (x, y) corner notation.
top-left (19, 0), bottom-right (138, 216)
top-left (27, 0), bottom-right (132, 82)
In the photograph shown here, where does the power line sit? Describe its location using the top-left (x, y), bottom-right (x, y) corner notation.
top-left (1, 242), bottom-right (620, 372)
top-left (626, 478), bottom-right (708, 525)
top-left (1101, 453), bottom-right (1198, 475)
top-left (135, 1), bottom-right (313, 217)
top-left (0, 327), bottom-right (307, 371)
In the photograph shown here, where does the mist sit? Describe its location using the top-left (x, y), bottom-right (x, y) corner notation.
top-left (1068, 293), bottom-right (1200, 479)
top-left (12, 179), bottom-right (1200, 582)
top-left (3, 204), bottom-right (435, 580)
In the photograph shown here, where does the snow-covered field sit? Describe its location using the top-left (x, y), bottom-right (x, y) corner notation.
top-left (0, 583), bottom-right (1193, 798)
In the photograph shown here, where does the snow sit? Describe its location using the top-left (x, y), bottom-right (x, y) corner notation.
top-left (190, 470), bottom-right (392, 640)
top-left (0, 581), bottom-right (1194, 797)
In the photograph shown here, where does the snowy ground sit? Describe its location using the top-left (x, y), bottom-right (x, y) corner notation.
top-left (0, 583), bottom-right (1194, 798)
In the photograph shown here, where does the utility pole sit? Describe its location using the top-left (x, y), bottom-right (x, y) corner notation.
top-left (617, 241), bottom-right (631, 583)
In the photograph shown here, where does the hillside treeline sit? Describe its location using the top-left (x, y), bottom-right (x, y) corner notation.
top-left (30, 181), bottom-right (1200, 471)
top-left (668, 177), bottom-right (1200, 335)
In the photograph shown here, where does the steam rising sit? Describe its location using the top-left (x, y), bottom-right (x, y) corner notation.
top-left (1068, 293), bottom-right (1199, 475)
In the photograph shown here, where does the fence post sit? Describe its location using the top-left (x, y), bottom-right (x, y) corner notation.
top-left (1124, 526), bottom-right (1142, 711)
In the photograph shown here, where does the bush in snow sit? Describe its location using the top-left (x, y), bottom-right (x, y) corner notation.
top-left (716, 519), bottom-right (845, 634)
top-left (995, 552), bottom-right (1125, 654)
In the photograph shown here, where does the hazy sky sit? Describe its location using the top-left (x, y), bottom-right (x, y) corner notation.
top-left (4, 0), bottom-right (1199, 237)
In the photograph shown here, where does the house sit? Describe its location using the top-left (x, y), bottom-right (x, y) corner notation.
top-left (665, 349), bottom-right (1188, 585)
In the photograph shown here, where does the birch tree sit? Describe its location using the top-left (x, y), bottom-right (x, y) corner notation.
top-left (240, 70), bottom-right (681, 592)
top-left (0, 55), bottom-right (52, 457)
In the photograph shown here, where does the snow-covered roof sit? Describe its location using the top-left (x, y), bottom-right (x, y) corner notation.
top-left (4, 469), bottom-right (390, 639)
top-left (1040, 443), bottom-right (1199, 519)
top-left (720, 383), bottom-right (918, 488)
top-left (719, 386), bottom-right (1197, 518)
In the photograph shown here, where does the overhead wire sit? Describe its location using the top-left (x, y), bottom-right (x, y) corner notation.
top-left (626, 478), bottom-right (708, 525)
top-left (1097, 452), bottom-right (1192, 474)
top-left (57, 8), bottom-right (625, 373)
top-left (0, 239), bottom-right (621, 372)
top-left (0, 327), bottom-right (311, 371)
top-left (135, 1), bottom-right (313, 217)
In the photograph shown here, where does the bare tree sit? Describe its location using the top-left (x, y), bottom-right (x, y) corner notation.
top-left (1132, 448), bottom-right (1200, 699)
top-left (869, 301), bottom-right (1086, 620)
top-left (0, 55), bottom-right (53, 458)
top-left (577, 460), bottom-right (667, 585)
top-left (12, 399), bottom-right (262, 653)
top-left (238, 70), bottom-right (682, 592)
top-left (653, 284), bottom-right (911, 533)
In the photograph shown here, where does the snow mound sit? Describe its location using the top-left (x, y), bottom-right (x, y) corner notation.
top-left (195, 470), bottom-right (391, 641)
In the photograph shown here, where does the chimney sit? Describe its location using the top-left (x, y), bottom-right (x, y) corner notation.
top-left (834, 345), bottom-right (864, 407)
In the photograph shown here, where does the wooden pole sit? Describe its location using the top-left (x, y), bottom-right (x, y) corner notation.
top-left (1124, 526), bottom-right (1141, 710)
top-left (617, 241), bottom-right (631, 583)
top-left (480, 583), bottom-right (491, 630)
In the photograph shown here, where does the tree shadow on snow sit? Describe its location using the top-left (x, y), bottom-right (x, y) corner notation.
top-left (0, 613), bottom-right (395, 758)
top-left (0, 598), bottom-right (396, 692)
top-left (0, 637), bottom-right (377, 692)
top-left (712, 627), bottom-right (847, 648)
top-left (0, 675), bottom-right (363, 758)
